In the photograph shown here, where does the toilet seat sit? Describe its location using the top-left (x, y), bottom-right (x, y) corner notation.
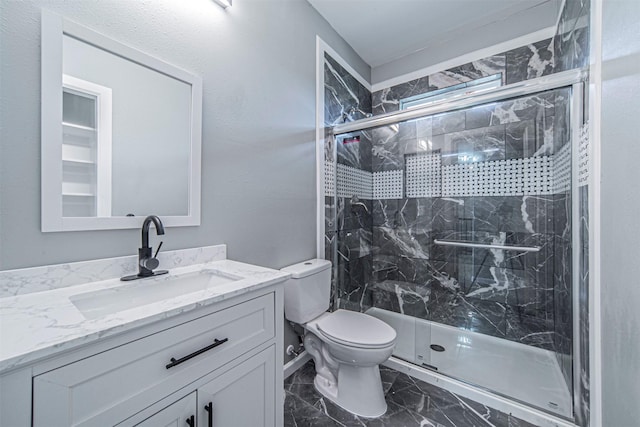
top-left (313, 310), bottom-right (396, 349)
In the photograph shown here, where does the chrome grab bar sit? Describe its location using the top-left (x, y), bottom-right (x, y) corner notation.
top-left (433, 239), bottom-right (541, 252)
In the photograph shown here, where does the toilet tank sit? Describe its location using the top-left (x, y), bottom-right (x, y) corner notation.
top-left (281, 259), bottom-right (332, 324)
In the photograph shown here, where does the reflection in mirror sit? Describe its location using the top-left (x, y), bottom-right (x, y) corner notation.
top-left (41, 11), bottom-right (202, 231)
top-left (62, 74), bottom-right (112, 217)
top-left (62, 35), bottom-right (191, 218)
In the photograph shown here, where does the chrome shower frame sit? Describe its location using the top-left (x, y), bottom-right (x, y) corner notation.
top-left (332, 68), bottom-right (587, 136)
top-left (321, 67), bottom-right (589, 427)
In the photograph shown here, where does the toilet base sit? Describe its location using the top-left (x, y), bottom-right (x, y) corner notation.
top-left (314, 364), bottom-right (387, 418)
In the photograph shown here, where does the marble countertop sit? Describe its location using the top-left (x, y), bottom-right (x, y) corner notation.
top-left (0, 259), bottom-right (290, 374)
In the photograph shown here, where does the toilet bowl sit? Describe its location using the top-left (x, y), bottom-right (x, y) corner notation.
top-left (281, 259), bottom-right (397, 418)
top-left (303, 310), bottom-right (396, 417)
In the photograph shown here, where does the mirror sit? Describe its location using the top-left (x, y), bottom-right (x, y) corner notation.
top-left (41, 11), bottom-right (202, 232)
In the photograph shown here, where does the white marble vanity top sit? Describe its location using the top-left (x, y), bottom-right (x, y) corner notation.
top-left (0, 250), bottom-right (290, 374)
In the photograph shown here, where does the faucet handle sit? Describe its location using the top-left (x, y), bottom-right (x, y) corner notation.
top-left (140, 256), bottom-right (160, 271)
top-left (154, 241), bottom-right (164, 259)
top-left (139, 242), bottom-right (163, 272)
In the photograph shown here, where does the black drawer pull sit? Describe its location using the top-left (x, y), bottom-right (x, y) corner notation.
top-left (204, 402), bottom-right (213, 427)
top-left (166, 338), bottom-right (229, 369)
top-left (186, 414), bottom-right (195, 427)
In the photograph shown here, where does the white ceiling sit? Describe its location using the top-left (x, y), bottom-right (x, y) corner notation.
top-left (308, 0), bottom-right (561, 70)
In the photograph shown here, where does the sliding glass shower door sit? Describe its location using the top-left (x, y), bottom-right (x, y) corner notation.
top-left (331, 84), bottom-right (579, 419)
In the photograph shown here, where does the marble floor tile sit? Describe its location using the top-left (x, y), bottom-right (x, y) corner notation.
top-left (284, 360), bottom-right (538, 427)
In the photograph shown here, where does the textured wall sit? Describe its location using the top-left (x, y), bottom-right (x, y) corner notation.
top-left (600, 0), bottom-right (640, 425)
top-left (0, 0), bottom-right (369, 270)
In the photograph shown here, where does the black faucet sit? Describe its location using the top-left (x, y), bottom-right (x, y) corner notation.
top-left (121, 215), bottom-right (169, 281)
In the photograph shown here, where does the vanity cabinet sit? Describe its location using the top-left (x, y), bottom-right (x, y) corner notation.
top-left (195, 345), bottom-right (275, 427)
top-left (1, 285), bottom-right (283, 427)
top-left (130, 345), bottom-right (274, 427)
top-left (134, 392), bottom-right (197, 427)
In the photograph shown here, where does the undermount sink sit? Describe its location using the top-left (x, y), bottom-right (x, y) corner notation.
top-left (70, 269), bottom-right (244, 319)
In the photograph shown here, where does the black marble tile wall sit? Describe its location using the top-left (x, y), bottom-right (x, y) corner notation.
top-left (335, 89), bottom-right (572, 354)
top-left (555, 2), bottom-right (590, 422)
top-left (323, 53), bottom-right (373, 313)
top-left (325, 231), bottom-right (338, 311)
top-left (554, 0), bottom-right (590, 73)
top-left (371, 89), bottom-right (568, 176)
top-left (325, 53), bottom-right (373, 172)
top-left (553, 0), bottom-right (591, 426)
top-left (372, 39), bottom-right (559, 116)
top-left (337, 130), bottom-right (373, 171)
top-left (576, 186), bottom-right (590, 427)
top-left (505, 38), bottom-right (555, 85)
top-left (553, 191), bottom-right (573, 392)
top-left (325, 54), bottom-right (371, 126)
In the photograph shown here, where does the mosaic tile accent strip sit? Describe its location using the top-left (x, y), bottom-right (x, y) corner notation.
top-left (406, 152), bottom-right (442, 198)
top-left (336, 163), bottom-right (373, 199)
top-left (553, 142), bottom-right (572, 193)
top-left (578, 123), bottom-right (589, 187)
top-left (441, 156), bottom-right (553, 197)
top-left (374, 170), bottom-right (404, 199)
top-left (324, 160), bottom-right (335, 197)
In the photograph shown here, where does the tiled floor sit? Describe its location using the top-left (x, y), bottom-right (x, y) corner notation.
top-left (284, 360), bottom-right (537, 427)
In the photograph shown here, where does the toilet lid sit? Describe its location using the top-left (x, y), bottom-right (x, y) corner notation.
top-left (315, 310), bottom-right (396, 349)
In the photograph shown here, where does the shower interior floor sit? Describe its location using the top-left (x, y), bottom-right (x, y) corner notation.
top-left (284, 359), bottom-right (537, 427)
top-left (367, 307), bottom-right (573, 419)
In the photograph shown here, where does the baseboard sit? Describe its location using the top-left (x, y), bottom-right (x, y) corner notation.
top-left (283, 351), bottom-right (312, 379)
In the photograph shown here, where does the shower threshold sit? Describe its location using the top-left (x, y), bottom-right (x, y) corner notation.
top-left (366, 307), bottom-right (574, 425)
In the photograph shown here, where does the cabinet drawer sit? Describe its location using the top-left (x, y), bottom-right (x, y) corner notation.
top-left (33, 293), bottom-right (274, 427)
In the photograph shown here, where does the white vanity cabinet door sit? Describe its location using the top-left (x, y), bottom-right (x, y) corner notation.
top-left (197, 346), bottom-right (276, 427)
top-left (135, 392), bottom-right (196, 427)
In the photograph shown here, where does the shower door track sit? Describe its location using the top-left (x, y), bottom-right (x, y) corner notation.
top-left (332, 67), bottom-right (588, 135)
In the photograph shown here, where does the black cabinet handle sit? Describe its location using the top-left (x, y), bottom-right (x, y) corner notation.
top-left (204, 402), bottom-right (213, 427)
top-left (166, 338), bottom-right (229, 369)
top-left (186, 414), bottom-right (195, 427)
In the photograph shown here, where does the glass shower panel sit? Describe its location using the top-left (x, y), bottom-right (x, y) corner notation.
top-left (334, 87), bottom-right (574, 419)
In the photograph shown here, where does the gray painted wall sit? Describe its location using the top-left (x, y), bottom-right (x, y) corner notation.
top-left (0, 0), bottom-right (370, 271)
top-left (600, 0), bottom-right (640, 424)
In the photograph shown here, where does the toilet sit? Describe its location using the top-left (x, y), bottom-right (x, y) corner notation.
top-left (281, 259), bottom-right (396, 418)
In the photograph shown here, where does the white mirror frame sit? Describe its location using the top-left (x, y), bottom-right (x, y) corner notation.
top-left (41, 10), bottom-right (202, 232)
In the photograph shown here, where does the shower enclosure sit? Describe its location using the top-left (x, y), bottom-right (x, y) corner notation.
top-left (324, 69), bottom-right (586, 421)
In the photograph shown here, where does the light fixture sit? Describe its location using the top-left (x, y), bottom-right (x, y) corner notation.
top-left (212, 0), bottom-right (232, 8)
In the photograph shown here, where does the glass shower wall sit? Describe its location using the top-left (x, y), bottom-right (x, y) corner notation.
top-left (333, 87), bottom-right (574, 418)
